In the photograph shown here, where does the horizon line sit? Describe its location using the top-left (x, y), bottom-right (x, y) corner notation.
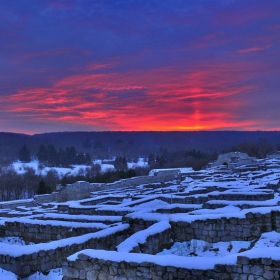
top-left (1, 130), bottom-right (280, 136)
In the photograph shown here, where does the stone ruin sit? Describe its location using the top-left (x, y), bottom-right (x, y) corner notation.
top-left (211, 152), bottom-right (258, 169)
top-left (0, 153), bottom-right (280, 279)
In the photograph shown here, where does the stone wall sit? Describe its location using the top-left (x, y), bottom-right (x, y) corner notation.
top-left (171, 213), bottom-right (272, 243)
top-left (68, 207), bottom-right (134, 216)
top-left (158, 191), bottom-right (274, 206)
top-left (134, 228), bottom-right (172, 255)
top-left (62, 251), bottom-right (280, 280)
top-left (34, 170), bottom-right (178, 204)
top-left (0, 220), bottom-right (104, 243)
top-left (117, 222), bottom-right (172, 255)
top-left (213, 152), bottom-right (257, 169)
top-left (204, 201), bottom-right (274, 210)
top-left (80, 195), bottom-right (125, 205)
top-left (0, 198), bottom-right (34, 210)
top-left (125, 210), bottom-right (280, 244)
top-left (0, 225), bottom-right (129, 277)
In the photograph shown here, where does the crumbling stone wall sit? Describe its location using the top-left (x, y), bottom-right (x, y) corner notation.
top-left (125, 210), bottom-right (280, 244)
top-left (1, 221), bottom-right (103, 243)
top-left (135, 228), bottom-right (173, 255)
top-left (68, 207), bottom-right (133, 216)
top-left (158, 191), bottom-right (274, 206)
top-left (0, 227), bottom-right (130, 277)
top-left (171, 212), bottom-right (273, 243)
top-left (0, 199), bottom-right (35, 210)
top-left (34, 171), bottom-right (178, 204)
top-left (62, 252), bottom-right (280, 280)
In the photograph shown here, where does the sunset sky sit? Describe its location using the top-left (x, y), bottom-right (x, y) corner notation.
top-left (1, 0), bottom-right (280, 134)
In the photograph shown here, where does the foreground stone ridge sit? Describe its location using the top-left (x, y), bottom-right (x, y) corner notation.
top-left (0, 153), bottom-right (280, 278)
top-left (63, 252), bottom-right (280, 280)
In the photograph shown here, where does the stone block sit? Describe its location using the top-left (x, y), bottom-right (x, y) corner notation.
top-left (78, 253), bottom-right (90, 261)
top-left (217, 273), bottom-right (230, 279)
top-left (87, 270), bottom-right (98, 279)
top-left (243, 228), bottom-right (251, 237)
top-left (237, 256), bottom-right (249, 265)
top-left (261, 258), bottom-right (273, 265)
top-left (38, 250), bottom-right (46, 257)
top-left (63, 266), bottom-right (79, 278)
top-left (79, 269), bottom-right (86, 279)
top-left (263, 271), bottom-right (275, 280)
top-left (243, 265), bottom-right (250, 274)
top-left (251, 265), bottom-right (263, 276)
top-left (166, 266), bottom-right (177, 272)
top-left (109, 265), bottom-right (118, 275)
top-left (204, 223), bottom-right (213, 230)
top-left (229, 218), bottom-right (237, 225)
top-left (41, 261), bottom-right (52, 272)
top-left (129, 261), bottom-right (139, 267)
top-left (20, 265), bottom-right (30, 276)
top-left (230, 273), bottom-right (240, 280)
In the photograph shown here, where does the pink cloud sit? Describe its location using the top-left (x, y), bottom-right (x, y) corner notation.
top-left (237, 47), bottom-right (266, 53)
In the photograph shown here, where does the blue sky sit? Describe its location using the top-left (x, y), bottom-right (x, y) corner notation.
top-left (0, 0), bottom-right (280, 134)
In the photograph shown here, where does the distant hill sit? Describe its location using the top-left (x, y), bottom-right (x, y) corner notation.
top-left (1, 131), bottom-right (280, 163)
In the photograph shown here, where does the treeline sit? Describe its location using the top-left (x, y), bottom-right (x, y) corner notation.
top-left (230, 139), bottom-right (276, 158)
top-left (148, 148), bottom-right (218, 171)
top-left (37, 144), bottom-right (92, 167)
top-left (114, 156), bottom-right (128, 170)
top-left (2, 131), bottom-right (280, 164)
top-left (60, 167), bottom-right (148, 186)
top-left (146, 139), bottom-right (278, 170)
top-left (0, 164), bottom-right (149, 201)
top-left (0, 167), bottom-right (60, 201)
top-left (19, 144), bottom-right (92, 167)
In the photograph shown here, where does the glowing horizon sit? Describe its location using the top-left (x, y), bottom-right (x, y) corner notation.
top-left (1, 1), bottom-right (280, 134)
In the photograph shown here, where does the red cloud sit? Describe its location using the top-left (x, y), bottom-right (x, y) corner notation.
top-left (2, 60), bottom-right (268, 132)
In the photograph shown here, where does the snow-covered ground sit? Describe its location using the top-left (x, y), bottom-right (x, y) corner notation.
top-left (0, 268), bottom-right (63, 280)
top-left (0, 236), bottom-right (34, 246)
top-left (1, 154), bottom-right (280, 278)
top-left (158, 239), bottom-right (251, 257)
top-left (11, 157), bottom-right (149, 177)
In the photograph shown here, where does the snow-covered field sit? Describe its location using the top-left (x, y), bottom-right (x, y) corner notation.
top-left (11, 157), bottom-right (148, 177)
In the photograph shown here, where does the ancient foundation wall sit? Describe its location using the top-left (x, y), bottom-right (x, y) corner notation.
top-left (0, 225), bottom-right (130, 277)
top-left (0, 220), bottom-right (104, 243)
top-left (158, 192), bottom-right (274, 206)
top-left (133, 228), bottom-right (173, 255)
top-left (34, 172), bottom-right (177, 204)
top-left (62, 251), bottom-right (280, 280)
top-left (68, 207), bottom-right (133, 216)
top-left (125, 210), bottom-right (280, 243)
top-left (0, 199), bottom-right (35, 210)
top-left (117, 222), bottom-right (172, 255)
